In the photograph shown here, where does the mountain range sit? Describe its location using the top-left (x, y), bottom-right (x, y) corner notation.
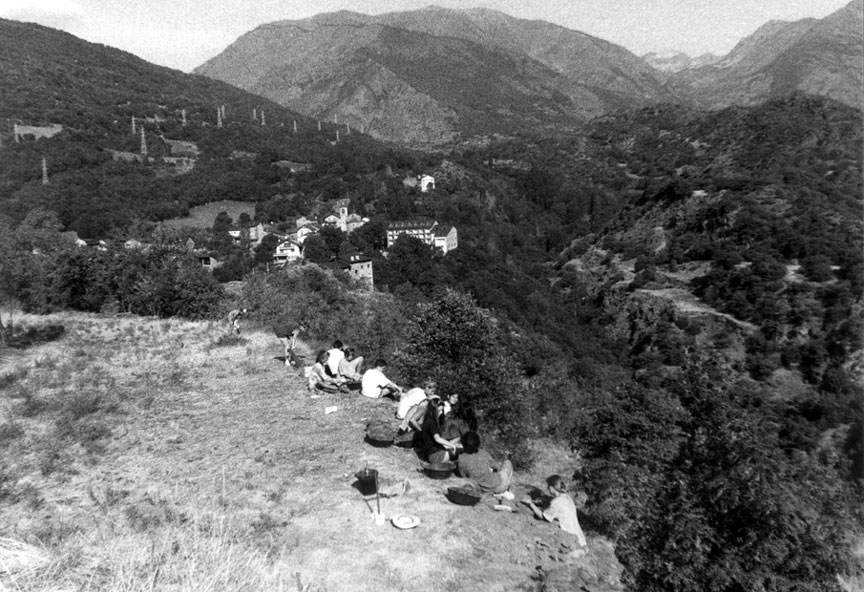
top-left (194, 7), bottom-right (677, 145)
top-left (196, 2), bottom-right (862, 146)
top-left (668, 0), bottom-right (863, 110)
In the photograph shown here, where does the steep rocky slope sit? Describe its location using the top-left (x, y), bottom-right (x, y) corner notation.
top-left (195, 8), bottom-right (675, 145)
top-left (669, 0), bottom-right (863, 109)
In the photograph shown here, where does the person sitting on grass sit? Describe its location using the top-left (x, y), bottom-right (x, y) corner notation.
top-left (441, 393), bottom-right (477, 444)
top-left (325, 340), bottom-right (345, 377)
top-left (337, 347), bottom-right (364, 383)
top-left (308, 350), bottom-right (342, 393)
top-left (457, 431), bottom-right (512, 495)
top-left (360, 359), bottom-right (402, 399)
top-left (420, 398), bottom-right (460, 464)
top-left (396, 380), bottom-right (435, 422)
top-left (521, 475), bottom-right (588, 558)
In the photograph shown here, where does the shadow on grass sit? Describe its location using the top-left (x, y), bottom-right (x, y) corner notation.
top-left (5, 324), bottom-right (65, 349)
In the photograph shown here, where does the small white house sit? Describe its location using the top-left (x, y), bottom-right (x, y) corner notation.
top-left (402, 174), bottom-right (436, 193)
top-left (273, 238), bottom-right (303, 265)
top-left (419, 175), bottom-right (435, 192)
top-left (433, 225), bottom-right (458, 254)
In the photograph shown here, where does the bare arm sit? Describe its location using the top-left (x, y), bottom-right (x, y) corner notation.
top-left (522, 498), bottom-right (545, 520)
top-left (433, 433), bottom-right (457, 451)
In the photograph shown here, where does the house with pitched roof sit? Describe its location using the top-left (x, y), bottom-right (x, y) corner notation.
top-left (386, 219), bottom-right (458, 254)
top-left (273, 238), bottom-right (303, 266)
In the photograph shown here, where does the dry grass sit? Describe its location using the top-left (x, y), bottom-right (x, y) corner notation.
top-left (159, 200), bottom-right (255, 230)
top-left (0, 309), bottom-right (614, 591)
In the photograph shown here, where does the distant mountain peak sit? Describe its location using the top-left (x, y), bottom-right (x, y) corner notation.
top-left (643, 50), bottom-right (720, 73)
top-left (669, 3), bottom-right (862, 110)
top-left (195, 7), bottom-right (675, 145)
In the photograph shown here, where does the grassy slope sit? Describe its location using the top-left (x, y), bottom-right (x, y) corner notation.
top-left (0, 311), bottom-right (619, 592)
top-left (159, 201), bottom-right (257, 230)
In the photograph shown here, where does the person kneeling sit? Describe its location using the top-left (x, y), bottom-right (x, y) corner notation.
top-left (457, 431), bottom-right (513, 495)
top-left (420, 399), bottom-right (459, 464)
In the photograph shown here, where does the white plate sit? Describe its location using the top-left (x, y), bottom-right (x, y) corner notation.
top-left (391, 514), bottom-right (420, 529)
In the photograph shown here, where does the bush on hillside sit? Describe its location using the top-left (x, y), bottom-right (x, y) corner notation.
top-left (241, 265), bottom-right (409, 361)
top-left (394, 290), bottom-right (532, 467)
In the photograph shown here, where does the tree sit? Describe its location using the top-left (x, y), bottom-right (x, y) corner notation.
top-left (302, 235), bottom-right (331, 265)
top-left (395, 290), bottom-right (531, 465)
top-left (212, 211), bottom-right (232, 232)
top-left (254, 233), bottom-right (281, 267)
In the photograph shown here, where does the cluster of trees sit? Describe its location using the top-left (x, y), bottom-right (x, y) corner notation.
top-left (0, 212), bottom-right (222, 320)
top-left (572, 354), bottom-right (862, 591)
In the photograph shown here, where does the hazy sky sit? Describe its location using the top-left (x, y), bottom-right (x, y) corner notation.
top-left (0, 0), bottom-right (852, 72)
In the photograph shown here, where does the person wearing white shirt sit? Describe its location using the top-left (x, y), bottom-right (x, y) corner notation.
top-left (326, 340), bottom-right (345, 376)
top-left (396, 381), bottom-right (435, 420)
top-left (361, 359), bottom-right (402, 399)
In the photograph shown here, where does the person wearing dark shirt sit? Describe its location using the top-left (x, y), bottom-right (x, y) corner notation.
top-left (420, 399), bottom-right (459, 464)
top-left (274, 321), bottom-right (306, 366)
top-left (457, 431), bottom-right (512, 494)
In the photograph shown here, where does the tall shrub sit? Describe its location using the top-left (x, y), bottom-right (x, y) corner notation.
top-left (395, 289), bottom-right (531, 465)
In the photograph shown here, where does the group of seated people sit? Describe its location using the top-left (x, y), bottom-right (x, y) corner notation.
top-left (308, 340), bottom-right (367, 392)
top-left (310, 353), bottom-right (584, 550)
top-left (391, 383), bottom-right (585, 552)
top-left (309, 348), bottom-right (513, 495)
top-left (393, 382), bottom-right (513, 495)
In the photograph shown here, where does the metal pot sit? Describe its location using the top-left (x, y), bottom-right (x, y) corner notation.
top-left (355, 468), bottom-right (378, 495)
top-left (422, 461), bottom-right (456, 479)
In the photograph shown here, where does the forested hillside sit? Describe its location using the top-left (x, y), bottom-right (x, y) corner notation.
top-left (0, 18), bottom-right (417, 237)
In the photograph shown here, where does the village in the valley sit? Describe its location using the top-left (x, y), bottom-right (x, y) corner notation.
top-left (9, 109), bottom-right (459, 288)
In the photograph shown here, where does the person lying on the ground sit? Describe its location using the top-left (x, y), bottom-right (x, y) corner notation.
top-left (308, 350), bottom-right (342, 393)
top-left (420, 398), bottom-right (460, 464)
top-left (337, 347), bottom-right (364, 382)
top-left (396, 380), bottom-right (435, 421)
top-left (521, 475), bottom-right (588, 556)
top-left (360, 359), bottom-right (402, 399)
top-left (274, 321), bottom-right (307, 366)
top-left (325, 340), bottom-right (345, 376)
top-left (457, 431), bottom-right (513, 494)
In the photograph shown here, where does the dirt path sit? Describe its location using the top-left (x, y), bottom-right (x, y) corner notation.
top-left (639, 287), bottom-right (758, 331)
